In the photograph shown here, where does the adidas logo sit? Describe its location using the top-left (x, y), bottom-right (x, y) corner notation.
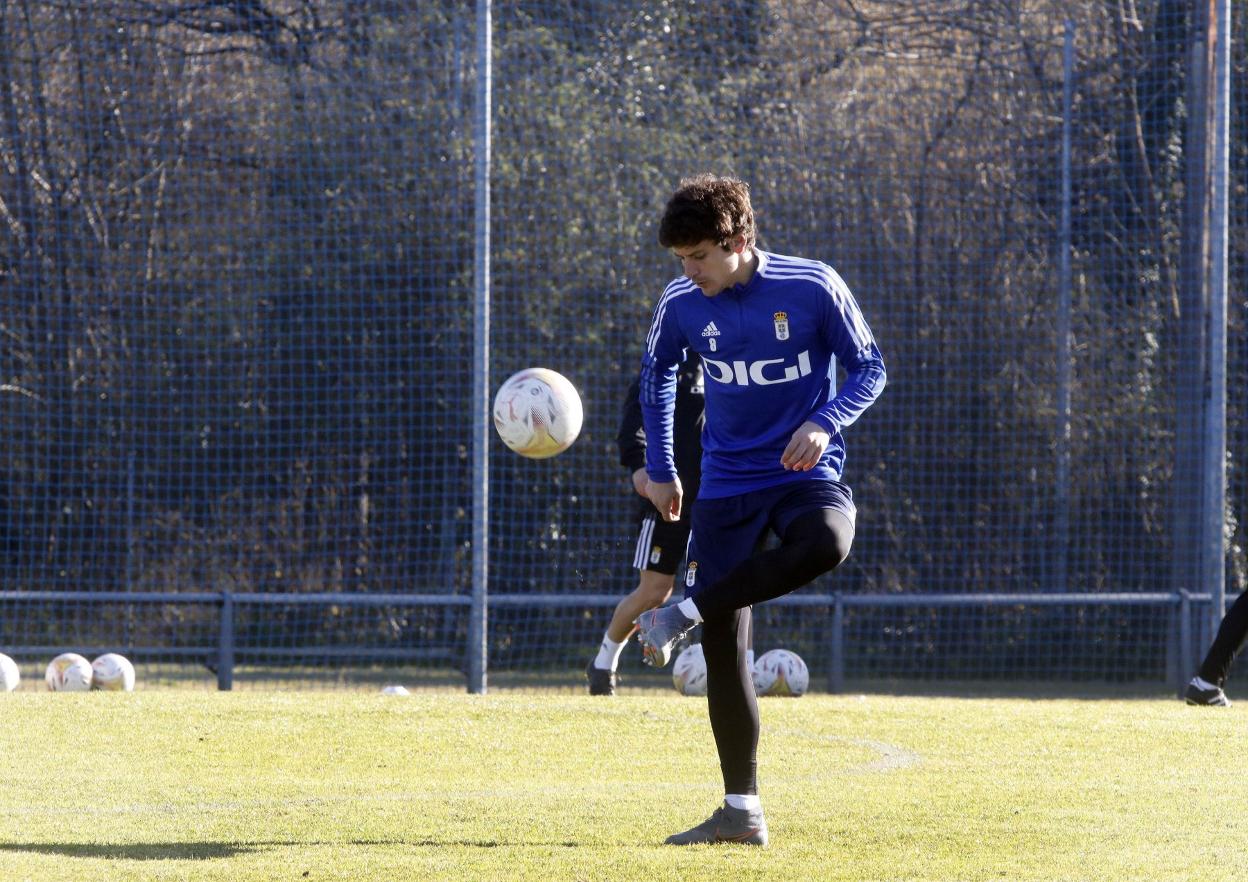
top-left (701, 322), bottom-right (721, 338)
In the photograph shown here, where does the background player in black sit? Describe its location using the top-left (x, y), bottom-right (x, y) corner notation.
top-left (1185, 592), bottom-right (1248, 706)
top-left (586, 355), bottom-right (705, 695)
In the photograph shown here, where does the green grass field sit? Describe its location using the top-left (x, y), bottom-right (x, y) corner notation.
top-left (1, 689), bottom-right (1243, 881)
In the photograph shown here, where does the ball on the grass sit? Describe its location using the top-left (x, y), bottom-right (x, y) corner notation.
top-left (45, 652), bottom-right (93, 692)
top-left (672, 643), bottom-right (708, 696)
top-left (90, 653), bottom-right (136, 692)
top-left (0, 653), bottom-right (19, 692)
top-left (751, 648), bottom-right (809, 697)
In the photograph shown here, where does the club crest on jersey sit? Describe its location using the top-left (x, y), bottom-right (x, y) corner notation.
top-left (649, 547), bottom-right (662, 565)
top-left (701, 321), bottom-right (721, 352)
top-left (684, 560), bottom-right (698, 588)
top-left (773, 311), bottom-right (790, 340)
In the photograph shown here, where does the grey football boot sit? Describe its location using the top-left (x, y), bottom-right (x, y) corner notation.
top-left (634, 605), bottom-right (697, 668)
top-left (664, 802), bottom-right (769, 846)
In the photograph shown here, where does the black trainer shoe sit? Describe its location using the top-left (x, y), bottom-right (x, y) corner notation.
top-left (664, 802), bottom-right (768, 846)
top-left (585, 661), bottom-right (617, 696)
top-left (634, 605), bottom-right (696, 668)
top-left (1185, 679), bottom-right (1231, 707)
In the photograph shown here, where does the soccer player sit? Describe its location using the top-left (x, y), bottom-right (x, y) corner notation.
top-left (634, 174), bottom-right (886, 846)
top-left (1184, 591), bottom-right (1248, 706)
top-left (585, 356), bottom-right (705, 696)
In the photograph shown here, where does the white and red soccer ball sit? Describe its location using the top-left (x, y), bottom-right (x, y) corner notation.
top-left (672, 643), bottom-right (708, 696)
top-left (492, 368), bottom-right (583, 459)
top-left (0, 653), bottom-right (20, 691)
top-left (752, 648), bottom-right (810, 697)
top-left (45, 652), bottom-right (93, 692)
top-left (91, 653), bottom-right (136, 692)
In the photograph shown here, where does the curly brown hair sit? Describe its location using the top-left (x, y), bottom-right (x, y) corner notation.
top-left (658, 174), bottom-right (756, 250)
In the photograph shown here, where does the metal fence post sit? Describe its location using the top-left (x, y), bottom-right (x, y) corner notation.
top-left (828, 595), bottom-right (845, 694)
top-left (1055, 19), bottom-right (1074, 596)
top-left (1178, 589), bottom-right (1192, 698)
top-left (1203, 0), bottom-right (1231, 641)
top-left (466, 0), bottom-right (492, 696)
top-left (218, 590), bottom-right (235, 691)
top-left (1166, 593), bottom-right (1177, 694)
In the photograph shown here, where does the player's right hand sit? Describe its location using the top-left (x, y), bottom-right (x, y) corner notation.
top-left (645, 477), bottom-right (683, 522)
top-left (781, 420), bottom-right (831, 471)
top-left (631, 468), bottom-right (649, 498)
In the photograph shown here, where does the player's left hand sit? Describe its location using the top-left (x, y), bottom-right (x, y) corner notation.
top-left (781, 420), bottom-right (831, 471)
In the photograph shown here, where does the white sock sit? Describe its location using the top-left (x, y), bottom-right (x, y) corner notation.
top-left (725, 794), bottom-right (761, 811)
top-left (677, 597), bottom-right (703, 623)
top-left (1192, 676), bottom-right (1219, 691)
top-left (593, 636), bottom-right (625, 671)
top-left (745, 649), bottom-right (755, 669)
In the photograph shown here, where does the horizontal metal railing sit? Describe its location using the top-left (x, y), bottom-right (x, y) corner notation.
top-left (0, 589), bottom-right (1221, 693)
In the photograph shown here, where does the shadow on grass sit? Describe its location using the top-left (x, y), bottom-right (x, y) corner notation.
top-left (0, 842), bottom-right (261, 860)
top-left (0, 839), bottom-right (573, 859)
top-left (836, 679), bottom-right (1183, 701)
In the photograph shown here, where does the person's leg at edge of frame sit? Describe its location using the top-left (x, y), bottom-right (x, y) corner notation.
top-left (1186, 589), bottom-right (1248, 707)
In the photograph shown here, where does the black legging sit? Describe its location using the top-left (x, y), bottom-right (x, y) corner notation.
top-left (1198, 589), bottom-right (1248, 687)
top-left (699, 508), bottom-right (854, 794)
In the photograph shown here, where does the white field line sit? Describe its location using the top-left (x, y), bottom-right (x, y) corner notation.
top-left (769, 729), bottom-right (922, 776)
top-left (830, 736), bottom-right (921, 773)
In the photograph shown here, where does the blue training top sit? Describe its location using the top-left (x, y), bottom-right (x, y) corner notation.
top-left (640, 249), bottom-right (886, 499)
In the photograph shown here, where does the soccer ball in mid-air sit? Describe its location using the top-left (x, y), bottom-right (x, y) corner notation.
top-left (91, 653), bottom-right (136, 692)
top-left (752, 649), bottom-right (809, 697)
top-left (0, 653), bottom-right (19, 691)
top-left (45, 652), bottom-right (93, 692)
top-left (672, 643), bottom-right (708, 696)
top-left (492, 368), bottom-right (583, 458)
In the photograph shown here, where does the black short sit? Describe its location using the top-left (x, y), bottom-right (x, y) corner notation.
top-left (684, 478), bottom-right (855, 595)
top-left (631, 509), bottom-right (693, 576)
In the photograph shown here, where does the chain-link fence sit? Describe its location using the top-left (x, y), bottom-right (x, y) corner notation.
top-left (0, 1), bottom-right (1242, 691)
